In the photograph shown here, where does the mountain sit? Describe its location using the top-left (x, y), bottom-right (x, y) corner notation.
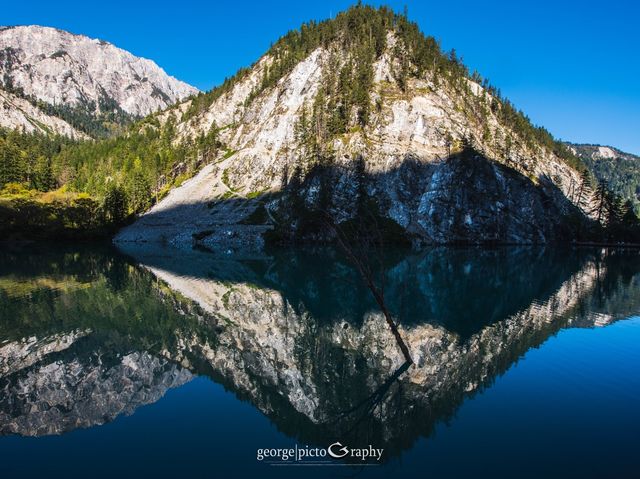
top-left (568, 143), bottom-right (640, 211)
top-left (116, 5), bottom-right (589, 247)
top-left (0, 25), bottom-right (198, 137)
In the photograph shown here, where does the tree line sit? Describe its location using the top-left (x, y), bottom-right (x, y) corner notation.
top-left (571, 169), bottom-right (640, 242)
top-left (0, 118), bottom-right (223, 239)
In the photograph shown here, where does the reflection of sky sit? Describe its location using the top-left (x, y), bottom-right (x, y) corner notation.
top-left (403, 316), bottom-right (640, 478)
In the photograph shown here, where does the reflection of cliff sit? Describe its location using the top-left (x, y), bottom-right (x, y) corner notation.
top-left (0, 245), bottom-right (202, 436)
top-left (1, 246), bottom-right (639, 456)
top-left (0, 339), bottom-right (191, 436)
top-left (122, 247), bottom-right (640, 447)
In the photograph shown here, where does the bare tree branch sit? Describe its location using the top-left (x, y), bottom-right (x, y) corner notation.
top-left (322, 211), bottom-right (414, 364)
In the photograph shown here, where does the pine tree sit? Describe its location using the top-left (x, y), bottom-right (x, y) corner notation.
top-left (130, 168), bottom-right (151, 213)
top-left (604, 190), bottom-right (624, 229)
top-left (622, 200), bottom-right (640, 233)
top-left (103, 184), bottom-right (128, 224)
top-left (32, 155), bottom-right (55, 191)
top-left (0, 136), bottom-right (25, 187)
top-left (577, 169), bottom-right (595, 213)
top-left (125, 157), bottom-right (151, 213)
top-left (592, 180), bottom-right (608, 224)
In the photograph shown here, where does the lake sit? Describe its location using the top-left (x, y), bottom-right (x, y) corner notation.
top-left (0, 244), bottom-right (639, 478)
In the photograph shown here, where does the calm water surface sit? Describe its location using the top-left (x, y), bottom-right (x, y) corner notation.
top-left (0, 244), bottom-right (639, 478)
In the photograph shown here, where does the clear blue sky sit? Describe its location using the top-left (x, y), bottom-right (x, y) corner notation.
top-left (5, 0), bottom-right (640, 154)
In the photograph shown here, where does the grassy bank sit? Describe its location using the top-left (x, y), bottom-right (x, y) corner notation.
top-left (0, 183), bottom-right (125, 241)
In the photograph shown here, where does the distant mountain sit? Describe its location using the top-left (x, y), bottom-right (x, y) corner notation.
top-left (0, 25), bottom-right (198, 137)
top-left (568, 143), bottom-right (640, 210)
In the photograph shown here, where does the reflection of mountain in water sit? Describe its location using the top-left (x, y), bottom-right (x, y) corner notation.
top-left (1, 244), bottom-right (639, 457)
top-left (0, 341), bottom-right (191, 436)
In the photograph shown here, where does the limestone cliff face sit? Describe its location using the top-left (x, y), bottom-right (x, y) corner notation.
top-left (117, 28), bottom-right (586, 246)
top-left (0, 26), bottom-right (198, 135)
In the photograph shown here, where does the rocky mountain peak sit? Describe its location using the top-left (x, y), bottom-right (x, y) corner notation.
top-left (117, 5), bottom-right (589, 247)
top-left (0, 25), bottom-right (198, 136)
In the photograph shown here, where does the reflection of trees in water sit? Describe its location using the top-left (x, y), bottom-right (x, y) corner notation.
top-left (1, 245), bottom-right (640, 458)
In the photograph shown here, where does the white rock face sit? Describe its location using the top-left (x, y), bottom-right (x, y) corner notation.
top-left (567, 143), bottom-right (639, 163)
top-left (0, 25), bottom-right (198, 117)
top-left (168, 38), bottom-right (581, 197)
top-left (595, 146), bottom-right (617, 159)
top-left (0, 87), bottom-right (87, 138)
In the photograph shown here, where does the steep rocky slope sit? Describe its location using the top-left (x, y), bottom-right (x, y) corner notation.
top-left (0, 25), bottom-right (198, 136)
top-left (116, 7), bottom-right (588, 247)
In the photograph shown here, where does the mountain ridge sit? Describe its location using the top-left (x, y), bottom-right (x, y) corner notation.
top-left (116, 6), bottom-right (591, 246)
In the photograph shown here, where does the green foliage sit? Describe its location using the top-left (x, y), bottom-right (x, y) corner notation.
top-left (103, 184), bottom-right (128, 224)
top-left (56, 118), bottom-right (220, 214)
top-left (36, 96), bottom-right (134, 138)
top-left (576, 146), bottom-right (640, 214)
top-left (181, 67), bottom-right (252, 122)
top-left (225, 4), bottom-right (586, 174)
top-left (0, 116), bottom-right (223, 238)
top-left (3, 81), bottom-right (134, 137)
top-left (0, 185), bottom-right (108, 240)
top-left (575, 173), bottom-right (640, 243)
top-left (0, 4), bottom-right (606, 241)
top-left (128, 164), bottom-right (152, 213)
top-left (0, 127), bottom-right (73, 190)
top-left (180, 4), bottom-right (397, 126)
top-left (246, 190), bottom-right (266, 199)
